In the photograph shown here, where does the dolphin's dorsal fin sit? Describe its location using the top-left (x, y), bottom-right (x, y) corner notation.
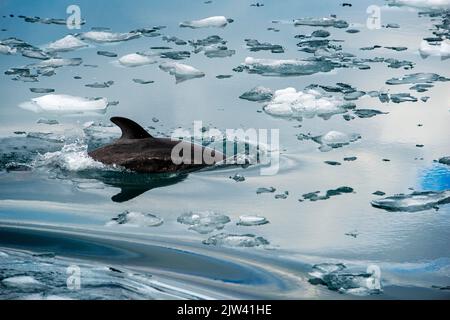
top-left (111, 117), bottom-right (153, 140)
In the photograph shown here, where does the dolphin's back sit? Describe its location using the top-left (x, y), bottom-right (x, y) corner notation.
top-left (88, 117), bottom-right (224, 173)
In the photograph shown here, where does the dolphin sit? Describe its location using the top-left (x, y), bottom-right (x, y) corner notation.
top-left (88, 117), bottom-right (225, 173)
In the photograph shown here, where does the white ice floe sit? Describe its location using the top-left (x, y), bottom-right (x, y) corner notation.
top-left (107, 211), bottom-right (163, 227)
top-left (46, 35), bottom-right (88, 52)
top-left (0, 44), bottom-right (17, 55)
top-left (241, 57), bottom-right (337, 76)
top-left (19, 94), bottom-right (109, 115)
top-left (419, 40), bottom-right (450, 59)
top-left (180, 16), bottom-right (229, 29)
top-left (79, 31), bottom-right (140, 43)
top-left (203, 233), bottom-right (269, 247)
top-left (2, 276), bottom-right (44, 288)
top-left (388, 0), bottom-right (450, 8)
top-left (263, 87), bottom-right (347, 120)
top-left (237, 215), bottom-right (269, 226)
top-left (159, 62), bottom-right (205, 83)
top-left (312, 130), bottom-right (362, 151)
top-left (118, 53), bottom-right (157, 67)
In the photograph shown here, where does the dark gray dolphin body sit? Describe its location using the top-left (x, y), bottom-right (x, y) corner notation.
top-left (88, 117), bottom-right (224, 173)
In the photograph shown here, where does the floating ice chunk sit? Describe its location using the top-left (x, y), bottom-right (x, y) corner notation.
top-left (311, 30), bottom-right (331, 38)
top-left (311, 131), bottom-right (361, 151)
top-left (263, 87), bottom-right (348, 120)
top-left (160, 50), bottom-right (190, 60)
top-left (240, 57), bottom-right (338, 77)
top-left (79, 31), bottom-right (140, 43)
top-left (118, 53), bottom-right (156, 67)
top-left (133, 79), bottom-right (154, 84)
top-left (2, 276), bottom-right (44, 289)
top-left (30, 88), bottom-right (55, 94)
top-left (201, 45), bottom-right (235, 58)
top-left (37, 118), bottom-right (59, 125)
top-left (203, 233), bottom-right (269, 247)
top-left (245, 39), bottom-right (284, 53)
top-left (189, 35), bottom-right (226, 47)
top-left (46, 35), bottom-right (88, 52)
top-left (371, 190), bottom-right (450, 212)
top-left (353, 109), bottom-right (386, 118)
top-left (388, 0), bottom-right (450, 9)
top-left (301, 187), bottom-right (354, 201)
top-left (386, 73), bottom-right (449, 85)
top-left (180, 16), bottom-right (230, 29)
top-left (294, 17), bottom-right (349, 28)
top-left (237, 215), bottom-right (269, 226)
top-left (390, 93), bottom-right (418, 103)
top-left (19, 94), bottom-right (109, 115)
top-left (85, 80), bottom-right (114, 88)
top-left (309, 263), bottom-right (382, 296)
top-left (97, 50), bottom-right (117, 57)
top-left (107, 211), bottom-right (163, 227)
top-left (256, 187), bottom-right (276, 194)
top-left (34, 58), bottom-right (83, 68)
top-left (159, 62), bottom-right (205, 83)
top-left (438, 156), bottom-right (450, 165)
top-left (239, 86), bottom-right (273, 102)
top-left (0, 44), bottom-right (17, 55)
top-left (177, 211), bottom-right (230, 234)
top-left (419, 40), bottom-right (450, 59)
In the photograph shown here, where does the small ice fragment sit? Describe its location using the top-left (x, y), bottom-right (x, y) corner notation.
top-left (371, 190), bottom-right (450, 212)
top-left (180, 16), bottom-right (230, 29)
top-left (159, 62), bottom-right (205, 83)
top-left (118, 53), bottom-right (156, 67)
top-left (345, 230), bottom-right (359, 238)
top-left (2, 276), bottom-right (44, 288)
top-left (30, 88), bottom-right (55, 94)
top-left (203, 233), bottom-right (269, 247)
top-left (353, 109), bottom-right (386, 118)
top-left (245, 39), bottom-right (284, 53)
top-left (275, 191), bottom-right (289, 199)
top-left (294, 17), bottom-right (349, 28)
top-left (372, 191), bottom-right (386, 196)
top-left (256, 187), bottom-right (276, 194)
top-left (239, 86), bottom-right (273, 102)
top-left (177, 211), bottom-right (230, 234)
top-left (79, 31), bottom-right (140, 43)
top-left (240, 57), bottom-right (338, 77)
top-left (311, 30), bottom-right (330, 38)
top-left (237, 215), bottom-right (269, 226)
top-left (37, 118), bottom-right (59, 125)
top-left (313, 131), bottom-right (361, 151)
top-left (19, 94), bottom-right (109, 115)
top-left (438, 156), bottom-right (450, 166)
top-left (324, 160), bottom-right (341, 166)
top-left (386, 73), bottom-right (449, 85)
top-left (229, 173), bottom-right (245, 182)
top-left (85, 81), bottom-right (114, 88)
top-left (108, 211), bottom-right (163, 227)
top-left (46, 35), bottom-right (87, 52)
top-left (97, 50), bottom-right (117, 57)
top-left (132, 79), bottom-right (154, 84)
top-left (419, 40), bottom-right (450, 59)
top-left (343, 156), bottom-right (357, 161)
top-left (390, 93), bottom-right (417, 103)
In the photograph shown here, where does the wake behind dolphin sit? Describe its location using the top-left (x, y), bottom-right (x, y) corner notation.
top-left (88, 117), bottom-right (225, 173)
